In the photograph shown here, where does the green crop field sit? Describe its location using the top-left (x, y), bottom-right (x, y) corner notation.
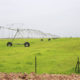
top-left (0, 38), bottom-right (80, 74)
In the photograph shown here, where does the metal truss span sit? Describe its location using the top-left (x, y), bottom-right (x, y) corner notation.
top-left (0, 25), bottom-right (59, 39)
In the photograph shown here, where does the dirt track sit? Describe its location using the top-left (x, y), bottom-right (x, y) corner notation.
top-left (0, 72), bottom-right (80, 80)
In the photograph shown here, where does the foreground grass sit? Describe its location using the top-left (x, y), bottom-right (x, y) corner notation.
top-left (0, 38), bottom-right (80, 74)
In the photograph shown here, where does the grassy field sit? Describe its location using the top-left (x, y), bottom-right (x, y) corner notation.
top-left (0, 38), bottom-right (80, 74)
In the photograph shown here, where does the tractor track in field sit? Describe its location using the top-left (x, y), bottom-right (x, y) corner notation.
top-left (0, 72), bottom-right (80, 80)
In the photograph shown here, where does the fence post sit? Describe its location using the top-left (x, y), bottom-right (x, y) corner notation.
top-left (35, 56), bottom-right (37, 73)
top-left (78, 57), bottom-right (79, 73)
top-left (75, 56), bottom-right (80, 73)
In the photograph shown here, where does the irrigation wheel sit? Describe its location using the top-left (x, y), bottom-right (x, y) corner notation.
top-left (24, 42), bottom-right (30, 47)
top-left (40, 39), bottom-right (44, 41)
top-left (7, 42), bottom-right (13, 47)
top-left (48, 38), bottom-right (51, 41)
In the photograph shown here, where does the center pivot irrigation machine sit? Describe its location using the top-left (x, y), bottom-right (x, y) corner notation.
top-left (0, 24), bottom-right (59, 47)
top-left (7, 28), bottom-right (30, 47)
top-left (0, 26), bottom-right (31, 47)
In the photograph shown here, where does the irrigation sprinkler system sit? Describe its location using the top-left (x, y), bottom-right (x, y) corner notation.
top-left (0, 26), bottom-right (31, 47)
top-left (0, 24), bottom-right (59, 47)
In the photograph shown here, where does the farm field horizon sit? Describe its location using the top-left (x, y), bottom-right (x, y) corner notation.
top-left (0, 38), bottom-right (80, 74)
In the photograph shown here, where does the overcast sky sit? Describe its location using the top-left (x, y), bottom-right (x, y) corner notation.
top-left (0, 0), bottom-right (80, 37)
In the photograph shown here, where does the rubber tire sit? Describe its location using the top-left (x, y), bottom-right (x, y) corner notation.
top-left (48, 38), bottom-right (51, 41)
top-left (41, 39), bottom-right (43, 41)
top-left (7, 42), bottom-right (12, 47)
top-left (24, 42), bottom-right (30, 47)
